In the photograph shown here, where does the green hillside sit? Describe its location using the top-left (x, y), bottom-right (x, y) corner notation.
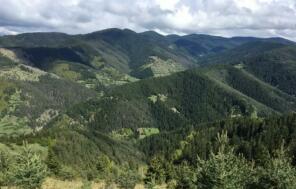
top-left (0, 53), bottom-right (97, 136)
top-left (27, 61), bottom-right (294, 180)
top-left (50, 63), bottom-right (296, 136)
top-left (1, 29), bottom-right (296, 188)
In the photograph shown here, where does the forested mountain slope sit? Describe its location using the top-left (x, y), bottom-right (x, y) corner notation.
top-left (0, 53), bottom-right (96, 136)
top-left (0, 29), bottom-right (293, 83)
top-left (1, 29), bottom-right (296, 188)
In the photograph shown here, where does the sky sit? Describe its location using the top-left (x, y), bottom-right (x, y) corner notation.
top-left (0, 0), bottom-right (296, 40)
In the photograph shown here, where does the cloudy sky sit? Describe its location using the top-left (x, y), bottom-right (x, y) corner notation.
top-left (0, 0), bottom-right (296, 40)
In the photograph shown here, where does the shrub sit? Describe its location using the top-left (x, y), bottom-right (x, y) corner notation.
top-left (57, 166), bottom-right (76, 181)
top-left (116, 166), bottom-right (140, 189)
top-left (0, 151), bottom-right (10, 185)
top-left (96, 154), bottom-right (113, 179)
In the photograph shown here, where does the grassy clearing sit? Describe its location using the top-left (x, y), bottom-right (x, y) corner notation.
top-left (48, 60), bottom-right (137, 88)
top-left (95, 66), bottom-right (138, 87)
top-left (137, 128), bottom-right (160, 139)
top-left (40, 178), bottom-right (162, 189)
top-left (41, 178), bottom-right (84, 189)
top-left (110, 128), bottom-right (134, 140)
top-left (0, 142), bottom-right (47, 158)
top-left (0, 48), bottom-right (21, 63)
top-left (135, 56), bottom-right (185, 78)
top-left (0, 116), bottom-right (32, 137)
top-left (110, 127), bottom-right (160, 140)
top-left (0, 65), bottom-right (46, 82)
top-left (49, 63), bottom-right (81, 81)
top-left (145, 56), bottom-right (185, 77)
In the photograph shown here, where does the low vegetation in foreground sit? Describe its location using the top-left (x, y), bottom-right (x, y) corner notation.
top-left (1, 114), bottom-right (296, 188)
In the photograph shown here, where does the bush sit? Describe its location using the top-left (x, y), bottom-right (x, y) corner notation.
top-left (96, 154), bottom-right (113, 179)
top-left (0, 151), bottom-right (10, 185)
top-left (57, 166), bottom-right (76, 181)
top-left (116, 166), bottom-right (140, 189)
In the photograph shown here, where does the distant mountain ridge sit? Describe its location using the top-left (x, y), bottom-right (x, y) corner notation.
top-left (0, 28), bottom-right (294, 82)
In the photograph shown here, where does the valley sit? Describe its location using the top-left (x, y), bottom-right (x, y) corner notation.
top-left (0, 29), bottom-right (296, 188)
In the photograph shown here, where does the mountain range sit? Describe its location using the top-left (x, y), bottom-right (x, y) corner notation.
top-left (0, 28), bottom-right (296, 188)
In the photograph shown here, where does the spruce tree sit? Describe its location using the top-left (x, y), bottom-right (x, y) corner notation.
top-left (8, 145), bottom-right (48, 189)
top-left (249, 143), bottom-right (296, 189)
top-left (196, 131), bottom-right (252, 189)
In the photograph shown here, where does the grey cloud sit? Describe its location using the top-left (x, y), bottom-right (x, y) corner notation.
top-left (0, 0), bottom-right (295, 41)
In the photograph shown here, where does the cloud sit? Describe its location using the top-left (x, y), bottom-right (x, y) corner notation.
top-left (0, 0), bottom-right (296, 40)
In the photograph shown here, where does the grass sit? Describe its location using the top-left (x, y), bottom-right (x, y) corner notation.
top-left (47, 60), bottom-right (137, 88)
top-left (0, 65), bottom-right (46, 82)
top-left (137, 128), bottom-right (160, 139)
top-left (41, 178), bottom-right (85, 189)
top-left (0, 116), bottom-right (32, 137)
top-left (0, 48), bottom-right (20, 63)
top-left (110, 127), bottom-right (160, 140)
top-left (95, 66), bottom-right (138, 86)
top-left (49, 62), bottom-right (81, 81)
top-left (110, 128), bottom-right (134, 140)
top-left (41, 178), bottom-right (145, 189)
top-left (40, 178), bottom-right (158, 189)
top-left (0, 142), bottom-right (47, 158)
top-left (134, 56), bottom-right (185, 78)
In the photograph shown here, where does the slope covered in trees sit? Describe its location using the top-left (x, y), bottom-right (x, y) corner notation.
top-left (142, 113), bottom-right (296, 188)
top-left (0, 29), bottom-right (296, 188)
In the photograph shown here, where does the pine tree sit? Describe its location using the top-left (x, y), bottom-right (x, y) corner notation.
top-left (249, 142), bottom-right (296, 189)
top-left (196, 131), bottom-right (252, 189)
top-left (145, 155), bottom-right (167, 185)
top-left (8, 145), bottom-right (48, 189)
top-left (175, 161), bottom-right (197, 189)
top-left (45, 147), bottom-right (61, 175)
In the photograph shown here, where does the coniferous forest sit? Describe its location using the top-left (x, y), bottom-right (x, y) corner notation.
top-left (0, 28), bottom-right (296, 188)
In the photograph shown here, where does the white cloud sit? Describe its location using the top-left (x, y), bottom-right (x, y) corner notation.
top-left (155, 0), bottom-right (180, 11)
top-left (0, 0), bottom-right (296, 41)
